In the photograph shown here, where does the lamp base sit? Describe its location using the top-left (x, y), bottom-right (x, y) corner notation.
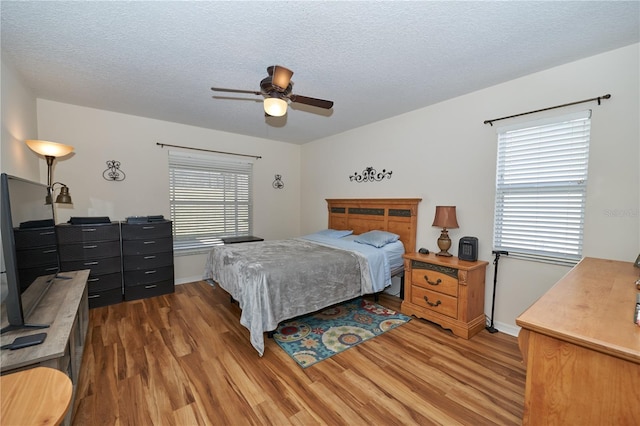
top-left (436, 229), bottom-right (453, 257)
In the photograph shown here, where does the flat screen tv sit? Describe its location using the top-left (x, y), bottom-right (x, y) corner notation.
top-left (1, 173), bottom-right (58, 333)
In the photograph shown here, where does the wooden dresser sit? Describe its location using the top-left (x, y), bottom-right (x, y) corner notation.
top-left (516, 257), bottom-right (640, 425)
top-left (401, 252), bottom-right (488, 339)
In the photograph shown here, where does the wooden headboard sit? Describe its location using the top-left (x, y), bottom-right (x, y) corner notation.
top-left (326, 198), bottom-right (421, 253)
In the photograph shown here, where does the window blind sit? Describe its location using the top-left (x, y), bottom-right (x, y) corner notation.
top-left (493, 111), bottom-right (591, 266)
top-left (168, 150), bottom-right (253, 254)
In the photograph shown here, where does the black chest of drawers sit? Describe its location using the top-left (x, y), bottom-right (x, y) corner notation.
top-left (121, 221), bottom-right (175, 301)
top-left (13, 226), bottom-right (59, 292)
top-left (56, 222), bottom-right (123, 308)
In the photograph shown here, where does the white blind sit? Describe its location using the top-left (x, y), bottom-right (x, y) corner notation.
top-left (493, 111), bottom-right (591, 265)
top-left (168, 151), bottom-right (253, 253)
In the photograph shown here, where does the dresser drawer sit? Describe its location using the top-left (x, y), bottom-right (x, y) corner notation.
top-left (15, 246), bottom-right (58, 267)
top-left (13, 227), bottom-right (57, 249)
top-left (410, 267), bottom-right (458, 297)
top-left (122, 238), bottom-right (172, 255)
top-left (58, 240), bottom-right (121, 261)
top-left (18, 264), bottom-right (59, 291)
top-left (123, 265), bottom-right (174, 287)
top-left (411, 286), bottom-right (458, 319)
top-left (87, 272), bottom-right (122, 292)
top-left (121, 222), bottom-right (172, 240)
top-left (56, 223), bottom-right (120, 244)
top-left (124, 279), bottom-right (175, 301)
top-left (88, 287), bottom-right (123, 309)
top-left (123, 252), bottom-right (173, 271)
top-left (60, 256), bottom-right (121, 276)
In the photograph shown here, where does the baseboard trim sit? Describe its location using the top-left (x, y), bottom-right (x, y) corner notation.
top-left (490, 321), bottom-right (520, 337)
top-left (175, 276), bottom-right (204, 285)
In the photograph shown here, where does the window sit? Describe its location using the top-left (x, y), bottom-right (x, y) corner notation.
top-left (168, 150), bottom-right (253, 254)
top-left (493, 111), bottom-right (591, 266)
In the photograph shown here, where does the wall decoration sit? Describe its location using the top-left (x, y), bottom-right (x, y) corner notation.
top-left (349, 166), bottom-right (392, 183)
top-left (103, 160), bottom-right (126, 181)
top-left (272, 174), bottom-right (284, 189)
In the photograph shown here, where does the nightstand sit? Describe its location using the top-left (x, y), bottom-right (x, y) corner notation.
top-left (401, 252), bottom-right (488, 339)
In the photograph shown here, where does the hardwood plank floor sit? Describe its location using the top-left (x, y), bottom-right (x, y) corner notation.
top-left (72, 281), bottom-right (525, 425)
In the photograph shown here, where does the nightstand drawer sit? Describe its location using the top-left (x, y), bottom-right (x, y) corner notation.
top-left (410, 268), bottom-right (458, 297)
top-left (411, 286), bottom-right (458, 319)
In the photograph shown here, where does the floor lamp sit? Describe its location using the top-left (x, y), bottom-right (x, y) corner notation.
top-left (25, 140), bottom-right (74, 205)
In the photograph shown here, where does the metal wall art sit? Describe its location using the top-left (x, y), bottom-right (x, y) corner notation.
top-left (272, 174), bottom-right (284, 189)
top-left (349, 166), bottom-right (392, 183)
top-left (103, 160), bottom-right (126, 181)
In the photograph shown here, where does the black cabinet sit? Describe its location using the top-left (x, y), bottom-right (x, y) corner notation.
top-left (13, 226), bottom-right (59, 292)
top-left (56, 222), bottom-right (123, 308)
top-left (121, 221), bottom-right (174, 301)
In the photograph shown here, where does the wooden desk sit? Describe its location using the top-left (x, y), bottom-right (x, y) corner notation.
top-left (1, 270), bottom-right (89, 426)
top-left (0, 366), bottom-right (72, 425)
top-left (516, 257), bottom-right (640, 425)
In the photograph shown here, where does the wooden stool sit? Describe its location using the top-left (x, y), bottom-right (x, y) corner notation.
top-left (1, 366), bottom-right (73, 425)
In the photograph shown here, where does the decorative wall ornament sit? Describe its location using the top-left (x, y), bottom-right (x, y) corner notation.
top-left (272, 174), bottom-right (284, 189)
top-left (103, 160), bottom-right (126, 181)
top-left (349, 166), bottom-right (392, 183)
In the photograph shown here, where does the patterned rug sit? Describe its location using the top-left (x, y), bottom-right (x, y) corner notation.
top-left (273, 298), bottom-right (411, 368)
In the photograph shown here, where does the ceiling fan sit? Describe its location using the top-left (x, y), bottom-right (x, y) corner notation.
top-left (211, 65), bottom-right (334, 117)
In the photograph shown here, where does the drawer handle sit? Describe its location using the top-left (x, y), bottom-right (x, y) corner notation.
top-left (142, 226), bottom-right (155, 230)
top-left (83, 245), bottom-right (98, 249)
top-left (423, 275), bottom-right (442, 286)
top-left (143, 255), bottom-right (156, 259)
top-left (423, 296), bottom-right (442, 307)
top-left (82, 228), bottom-right (97, 232)
top-left (40, 231), bottom-right (55, 235)
top-left (42, 249), bottom-right (57, 254)
top-left (143, 241), bottom-right (156, 244)
top-left (88, 278), bottom-right (100, 282)
top-left (144, 284), bottom-right (157, 289)
top-left (45, 267), bottom-right (58, 272)
top-left (88, 294), bottom-right (100, 299)
top-left (84, 261), bottom-right (99, 266)
top-left (144, 270), bottom-right (157, 274)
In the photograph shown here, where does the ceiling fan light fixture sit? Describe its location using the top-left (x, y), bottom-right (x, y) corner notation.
top-left (264, 96), bottom-right (288, 117)
top-left (272, 65), bottom-right (293, 90)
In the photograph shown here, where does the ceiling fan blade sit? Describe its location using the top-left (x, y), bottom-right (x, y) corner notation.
top-left (289, 94), bottom-right (334, 109)
top-left (211, 87), bottom-right (261, 96)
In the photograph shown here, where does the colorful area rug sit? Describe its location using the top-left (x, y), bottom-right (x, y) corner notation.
top-left (273, 298), bottom-right (411, 368)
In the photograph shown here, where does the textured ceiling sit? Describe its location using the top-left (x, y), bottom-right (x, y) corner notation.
top-left (1, 1), bottom-right (638, 144)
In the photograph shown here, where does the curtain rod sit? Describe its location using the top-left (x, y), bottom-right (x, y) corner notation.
top-left (156, 142), bottom-right (262, 159)
top-left (484, 93), bottom-right (611, 126)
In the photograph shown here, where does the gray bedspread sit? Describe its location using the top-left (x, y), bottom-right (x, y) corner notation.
top-left (203, 238), bottom-right (374, 356)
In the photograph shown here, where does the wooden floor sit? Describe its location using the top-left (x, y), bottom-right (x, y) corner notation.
top-left (72, 281), bottom-right (526, 425)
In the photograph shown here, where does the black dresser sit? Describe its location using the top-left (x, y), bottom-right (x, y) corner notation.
top-left (56, 222), bottom-right (123, 308)
top-left (13, 225), bottom-right (59, 292)
top-left (121, 220), bottom-right (174, 301)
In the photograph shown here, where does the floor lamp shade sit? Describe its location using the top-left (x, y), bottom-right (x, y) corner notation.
top-left (25, 140), bottom-right (74, 158)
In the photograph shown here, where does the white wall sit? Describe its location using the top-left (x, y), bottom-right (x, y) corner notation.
top-left (36, 101), bottom-right (302, 283)
top-left (300, 44), bottom-right (640, 335)
top-left (1, 51), bottom-right (40, 180)
top-left (1, 51), bottom-right (41, 301)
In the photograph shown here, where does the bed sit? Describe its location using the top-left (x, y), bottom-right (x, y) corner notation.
top-left (204, 198), bottom-right (421, 355)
